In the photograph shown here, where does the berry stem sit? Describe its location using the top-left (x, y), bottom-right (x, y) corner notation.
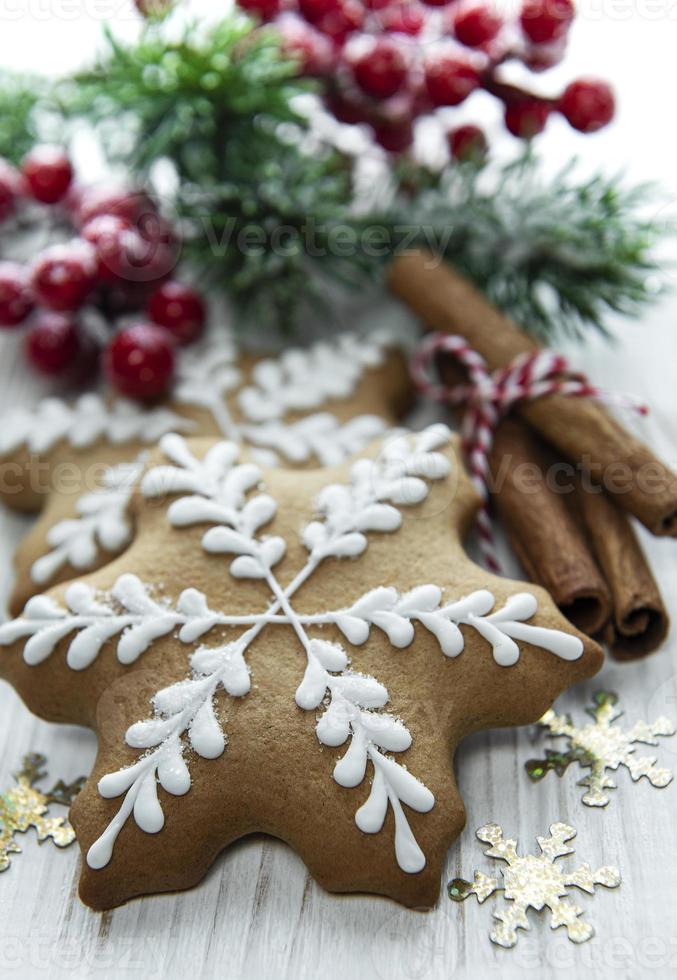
top-left (481, 70), bottom-right (557, 107)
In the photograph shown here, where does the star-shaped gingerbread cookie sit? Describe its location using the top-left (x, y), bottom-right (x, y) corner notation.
top-left (0, 425), bottom-right (602, 910)
top-left (0, 330), bottom-right (409, 614)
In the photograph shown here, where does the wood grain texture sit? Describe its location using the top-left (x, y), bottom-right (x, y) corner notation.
top-left (1, 303), bottom-right (677, 980)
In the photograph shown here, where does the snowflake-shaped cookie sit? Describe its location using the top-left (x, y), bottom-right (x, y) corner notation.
top-left (0, 330), bottom-right (408, 613)
top-left (526, 691), bottom-right (675, 806)
top-left (449, 822), bottom-right (620, 947)
top-left (0, 426), bottom-right (602, 910)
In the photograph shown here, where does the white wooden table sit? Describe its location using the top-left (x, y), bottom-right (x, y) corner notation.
top-left (2, 6), bottom-right (677, 979)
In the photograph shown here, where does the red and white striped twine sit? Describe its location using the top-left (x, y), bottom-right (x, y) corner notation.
top-left (411, 332), bottom-right (648, 574)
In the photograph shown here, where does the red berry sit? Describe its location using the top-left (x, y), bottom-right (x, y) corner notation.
top-left (21, 145), bottom-right (73, 205)
top-left (504, 97), bottom-right (551, 138)
top-left (520, 0), bottom-right (574, 44)
top-left (24, 313), bottom-right (83, 377)
top-left (424, 54), bottom-right (480, 107)
top-left (559, 78), bottom-right (615, 133)
top-left (147, 281), bottom-right (206, 346)
top-left (277, 16), bottom-right (335, 75)
top-left (448, 123), bottom-right (487, 161)
top-left (237, 0), bottom-right (280, 20)
top-left (299, 0), bottom-right (338, 23)
top-left (77, 185), bottom-right (157, 228)
top-left (324, 89), bottom-right (369, 125)
top-left (372, 117), bottom-right (414, 153)
top-left (523, 39), bottom-right (566, 72)
top-left (349, 37), bottom-right (408, 100)
top-left (134, 237), bottom-right (178, 286)
top-left (420, 0), bottom-right (450, 6)
top-left (300, 0), bottom-right (364, 43)
top-left (0, 262), bottom-right (34, 328)
top-left (133, 210), bottom-right (180, 285)
top-left (378, 2), bottom-right (425, 35)
top-left (0, 159), bottom-right (21, 223)
top-left (31, 241), bottom-right (97, 312)
top-left (82, 215), bottom-right (133, 283)
top-left (104, 323), bottom-right (175, 401)
top-left (84, 219), bottom-right (177, 287)
top-left (454, 4), bottom-right (502, 47)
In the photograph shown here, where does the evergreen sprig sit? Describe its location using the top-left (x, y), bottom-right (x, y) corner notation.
top-left (4, 14), bottom-right (669, 341)
top-left (391, 156), bottom-right (663, 341)
top-left (58, 15), bottom-right (372, 330)
top-left (0, 70), bottom-right (45, 164)
top-left (178, 146), bottom-right (374, 331)
top-left (60, 16), bottom-right (308, 180)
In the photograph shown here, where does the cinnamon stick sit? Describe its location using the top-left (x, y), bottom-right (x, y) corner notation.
top-left (488, 418), bottom-right (668, 658)
top-left (388, 250), bottom-right (677, 537)
top-left (576, 487), bottom-right (669, 659)
top-left (489, 419), bottom-right (612, 636)
top-left (438, 358), bottom-right (613, 637)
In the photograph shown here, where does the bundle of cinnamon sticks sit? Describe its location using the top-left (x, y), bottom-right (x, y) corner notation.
top-left (388, 250), bottom-right (675, 659)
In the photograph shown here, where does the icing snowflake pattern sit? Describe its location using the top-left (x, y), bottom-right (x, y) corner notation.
top-left (0, 426), bottom-right (584, 875)
top-left (449, 822), bottom-right (621, 947)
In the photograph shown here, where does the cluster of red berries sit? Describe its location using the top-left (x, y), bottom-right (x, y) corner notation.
top-left (0, 146), bottom-right (207, 402)
top-left (237, 0), bottom-right (615, 155)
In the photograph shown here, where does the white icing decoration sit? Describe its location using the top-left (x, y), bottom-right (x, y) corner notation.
top-left (236, 334), bottom-right (386, 423)
top-left (239, 413), bottom-right (387, 468)
top-left (169, 333), bottom-right (393, 466)
top-left (30, 455), bottom-right (147, 585)
top-left (172, 340), bottom-right (242, 441)
top-left (13, 331), bottom-right (398, 589)
top-left (0, 425), bottom-right (585, 875)
top-left (0, 395), bottom-right (193, 456)
top-left (296, 644), bottom-right (434, 874)
top-left (0, 332), bottom-right (392, 460)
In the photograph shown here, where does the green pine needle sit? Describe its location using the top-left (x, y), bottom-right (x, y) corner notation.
top-left (0, 70), bottom-right (46, 164)
top-left (390, 156), bottom-right (664, 342)
top-left (1, 14), bottom-right (669, 342)
top-left (60, 16), bottom-right (309, 180)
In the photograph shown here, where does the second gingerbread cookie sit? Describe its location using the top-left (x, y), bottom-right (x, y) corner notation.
top-left (0, 330), bottom-right (410, 614)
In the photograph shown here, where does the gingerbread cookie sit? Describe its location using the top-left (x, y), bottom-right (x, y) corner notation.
top-left (0, 425), bottom-right (602, 910)
top-left (0, 330), bottom-right (410, 614)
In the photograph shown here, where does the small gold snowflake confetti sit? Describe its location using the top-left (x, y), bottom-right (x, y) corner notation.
top-left (448, 822), bottom-right (620, 948)
top-left (526, 691), bottom-right (675, 807)
top-left (0, 753), bottom-right (85, 872)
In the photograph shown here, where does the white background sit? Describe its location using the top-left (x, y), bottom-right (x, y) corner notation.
top-left (1, 3), bottom-right (677, 979)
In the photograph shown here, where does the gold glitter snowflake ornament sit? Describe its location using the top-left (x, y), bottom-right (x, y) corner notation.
top-left (0, 754), bottom-right (84, 871)
top-left (449, 823), bottom-right (620, 948)
top-left (526, 691), bottom-right (675, 806)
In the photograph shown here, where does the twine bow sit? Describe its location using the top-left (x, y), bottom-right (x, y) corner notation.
top-left (411, 332), bottom-right (647, 573)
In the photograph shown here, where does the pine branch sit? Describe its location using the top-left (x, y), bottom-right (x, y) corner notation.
top-left (7, 14), bottom-right (668, 342)
top-left (389, 156), bottom-right (665, 343)
top-left (60, 17), bottom-right (309, 180)
top-left (0, 70), bottom-right (46, 164)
